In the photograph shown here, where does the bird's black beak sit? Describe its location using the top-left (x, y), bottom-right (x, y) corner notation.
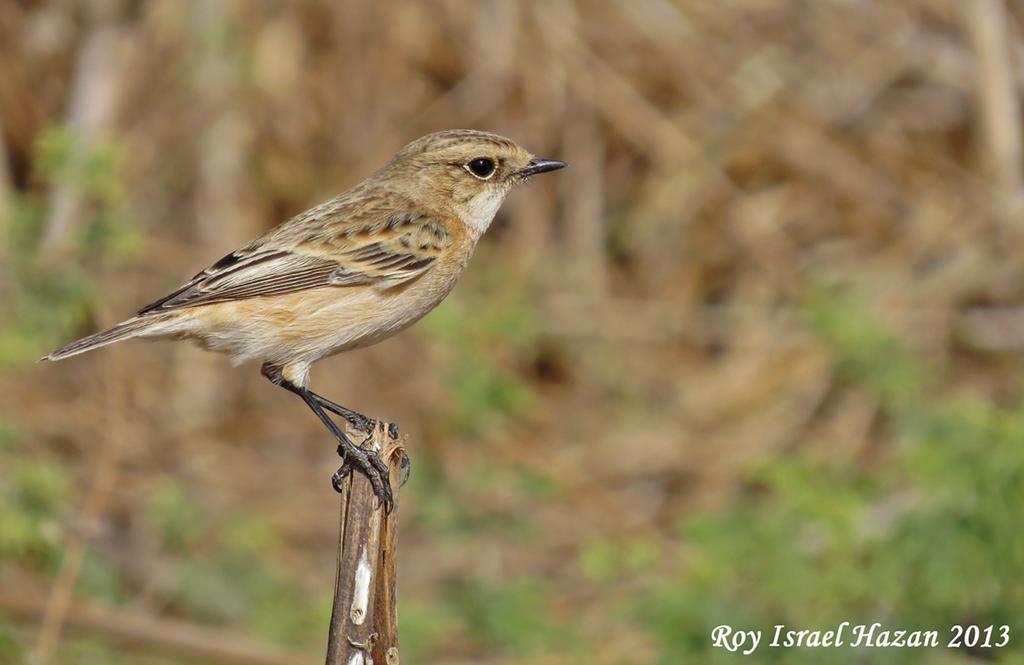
top-left (516, 158), bottom-right (567, 177)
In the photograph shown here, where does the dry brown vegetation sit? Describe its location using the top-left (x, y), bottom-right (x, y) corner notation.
top-left (2, 1), bottom-right (1024, 663)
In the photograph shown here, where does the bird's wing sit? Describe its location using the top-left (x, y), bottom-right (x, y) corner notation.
top-left (138, 209), bottom-right (449, 314)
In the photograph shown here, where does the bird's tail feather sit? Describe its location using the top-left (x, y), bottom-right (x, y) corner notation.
top-left (42, 317), bottom-right (155, 361)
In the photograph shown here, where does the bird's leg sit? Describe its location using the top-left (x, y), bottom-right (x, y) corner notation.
top-left (309, 393), bottom-right (376, 434)
top-left (260, 363), bottom-right (378, 433)
top-left (295, 385), bottom-right (393, 511)
top-left (312, 393), bottom-right (401, 440)
top-left (261, 363), bottom-right (392, 511)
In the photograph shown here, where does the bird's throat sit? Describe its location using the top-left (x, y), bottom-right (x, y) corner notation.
top-left (459, 189), bottom-right (505, 235)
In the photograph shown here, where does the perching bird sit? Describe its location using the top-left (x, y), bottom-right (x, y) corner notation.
top-left (43, 129), bottom-right (566, 510)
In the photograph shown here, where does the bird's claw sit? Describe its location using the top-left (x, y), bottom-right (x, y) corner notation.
top-left (330, 458), bottom-right (353, 492)
top-left (331, 440), bottom-right (394, 513)
top-left (349, 413), bottom-right (376, 434)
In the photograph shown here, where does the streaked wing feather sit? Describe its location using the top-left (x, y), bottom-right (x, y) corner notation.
top-left (138, 210), bottom-right (447, 314)
top-left (138, 250), bottom-right (341, 313)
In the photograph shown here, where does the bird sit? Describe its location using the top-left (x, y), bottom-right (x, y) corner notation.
top-left (43, 129), bottom-right (567, 511)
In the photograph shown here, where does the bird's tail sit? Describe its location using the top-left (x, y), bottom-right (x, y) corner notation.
top-left (42, 316), bottom-right (158, 361)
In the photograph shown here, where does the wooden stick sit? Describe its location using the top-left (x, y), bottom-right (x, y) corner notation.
top-left (325, 421), bottom-right (407, 665)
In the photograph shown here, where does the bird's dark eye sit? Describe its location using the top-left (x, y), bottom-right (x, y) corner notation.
top-left (467, 157), bottom-right (495, 179)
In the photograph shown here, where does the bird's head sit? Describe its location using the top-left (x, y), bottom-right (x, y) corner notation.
top-left (379, 129), bottom-right (566, 234)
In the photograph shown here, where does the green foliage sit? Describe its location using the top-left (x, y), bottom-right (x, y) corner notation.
top-left (172, 554), bottom-right (326, 646)
top-left (13, 458), bottom-right (72, 516)
top-left (405, 454), bottom-right (476, 534)
top-left (0, 456), bottom-right (71, 568)
top-left (0, 125), bottom-right (140, 367)
top-left (0, 467), bottom-right (322, 654)
top-left (0, 418), bottom-right (19, 452)
top-left (396, 599), bottom-right (461, 662)
top-left (0, 196), bottom-right (91, 366)
top-left (447, 577), bottom-right (566, 657)
top-left (579, 535), bottom-right (662, 585)
top-left (407, 456), bottom-right (547, 541)
top-left (78, 552), bottom-right (124, 604)
top-left (35, 126), bottom-right (126, 217)
top-left (421, 258), bottom-right (540, 437)
top-left (218, 514), bottom-right (282, 561)
top-left (635, 289), bottom-right (1024, 664)
top-left (144, 481), bottom-right (203, 553)
top-left (0, 124), bottom-right (165, 662)
top-left (0, 623), bottom-right (24, 665)
top-left (58, 637), bottom-right (175, 665)
top-left (0, 504), bottom-right (40, 560)
top-left (444, 358), bottom-right (536, 436)
top-left (802, 285), bottom-right (926, 407)
top-left (892, 400), bottom-right (1024, 624)
top-left (140, 481), bottom-right (326, 647)
top-left (507, 463), bottom-right (557, 499)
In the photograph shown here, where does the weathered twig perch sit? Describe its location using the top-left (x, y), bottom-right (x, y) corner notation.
top-left (325, 420), bottom-right (408, 665)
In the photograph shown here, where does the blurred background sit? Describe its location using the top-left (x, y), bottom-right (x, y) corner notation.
top-left (2, 0), bottom-right (1024, 663)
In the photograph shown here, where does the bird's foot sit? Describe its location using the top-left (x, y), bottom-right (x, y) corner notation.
top-left (331, 437), bottom-right (393, 513)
